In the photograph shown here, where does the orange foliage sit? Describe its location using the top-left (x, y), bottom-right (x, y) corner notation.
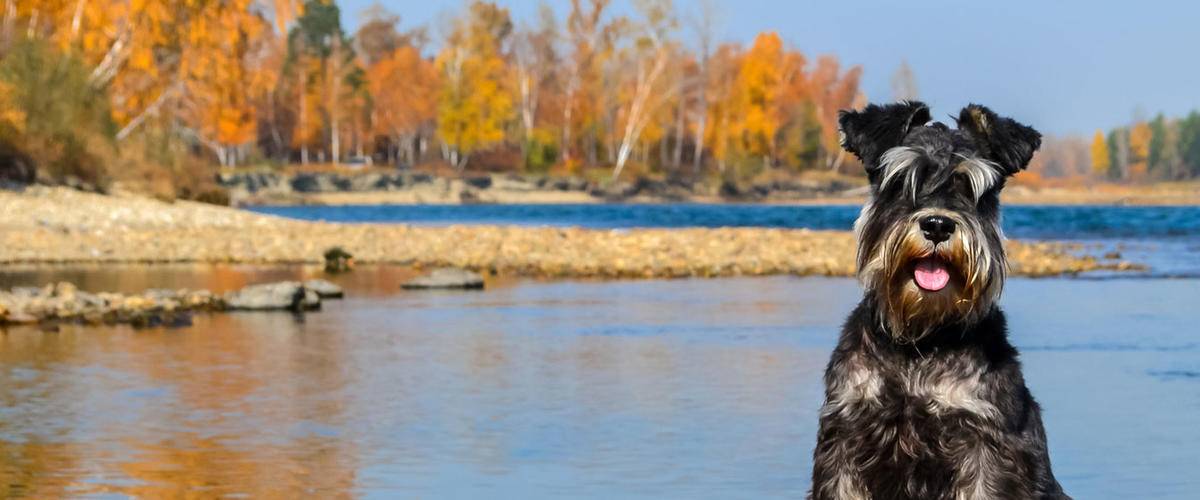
top-left (4, 0), bottom-right (877, 178)
top-left (731, 32), bottom-right (784, 160)
top-left (368, 46), bottom-right (439, 139)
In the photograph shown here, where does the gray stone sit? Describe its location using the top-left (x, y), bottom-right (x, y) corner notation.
top-left (463, 176), bottom-right (493, 189)
top-left (401, 268), bottom-right (485, 290)
top-left (291, 173), bottom-right (339, 193)
top-left (225, 281), bottom-right (320, 311)
top-left (349, 173), bottom-right (386, 191)
top-left (304, 279), bottom-right (344, 298)
top-left (303, 289), bottom-right (321, 310)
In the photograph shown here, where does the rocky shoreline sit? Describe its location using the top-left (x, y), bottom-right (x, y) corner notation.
top-left (216, 170), bottom-right (1200, 206)
top-left (217, 170), bottom-right (865, 205)
top-left (0, 279), bottom-right (344, 327)
top-left (0, 187), bottom-right (1139, 280)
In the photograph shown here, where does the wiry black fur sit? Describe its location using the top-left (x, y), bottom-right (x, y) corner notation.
top-left (810, 102), bottom-right (1068, 499)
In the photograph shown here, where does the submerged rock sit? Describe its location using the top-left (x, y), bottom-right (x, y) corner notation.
top-left (401, 268), bottom-right (485, 290)
top-left (225, 281), bottom-right (319, 311)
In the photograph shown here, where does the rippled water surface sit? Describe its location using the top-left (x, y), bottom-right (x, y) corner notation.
top-left (0, 266), bottom-right (1197, 498)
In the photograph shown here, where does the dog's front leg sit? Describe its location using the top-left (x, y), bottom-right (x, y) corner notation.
top-left (809, 413), bottom-right (871, 500)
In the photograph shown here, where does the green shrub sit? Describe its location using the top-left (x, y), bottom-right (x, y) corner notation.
top-left (0, 40), bottom-right (116, 188)
top-left (523, 128), bottom-right (559, 174)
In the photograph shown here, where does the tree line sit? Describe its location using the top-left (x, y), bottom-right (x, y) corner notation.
top-left (1032, 112), bottom-right (1200, 183)
top-left (0, 0), bottom-right (867, 196)
top-left (2, 0), bottom-right (1195, 199)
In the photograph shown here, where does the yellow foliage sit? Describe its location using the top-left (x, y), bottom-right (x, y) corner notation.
top-left (179, 0), bottom-right (269, 148)
top-left (1128, 121), bottom-right (1151, 179)
top-left (1090, 130), bottom-right (1110, 175)
top-left (0, 82), bottom-right (26, 134)
top-left (731, 32), bottom-right (784, 159)
top-left (291, 56), bottom-right (325, 149)
top-left (436, 1), bottom-right (514, 163)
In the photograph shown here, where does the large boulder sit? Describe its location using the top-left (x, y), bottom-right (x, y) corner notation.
top-left (401, 268), bottom-right (485, 290)
top-left (304, 279), bottom-right (344, 298)
top-left (225, 281), bottom-right (320, 311)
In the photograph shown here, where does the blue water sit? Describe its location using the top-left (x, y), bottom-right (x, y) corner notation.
top-left (0, 268), bottom-right (1196, 498)
top-left (249, 203), bottom-right (1200, 240)
top-left (250, 203), bottom-right (1200, 277)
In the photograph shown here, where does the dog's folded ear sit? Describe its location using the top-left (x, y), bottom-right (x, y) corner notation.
top-left (838, 100), bottom-right (931, 171)
top-left (957, 104), bottom-right (1042, 176)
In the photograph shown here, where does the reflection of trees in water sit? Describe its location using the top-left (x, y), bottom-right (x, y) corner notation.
top-left (0, 329), bottom-right (87, 497)
top-left (0, 312), bottom-right (361, 496)
top-left (0, 441), bottom-right (81, 498)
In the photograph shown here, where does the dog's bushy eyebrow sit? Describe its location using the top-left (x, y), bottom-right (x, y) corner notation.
top-left (877, 146), bottom-right (1001, 203)
top-left (954, 155), bottom-right (1001, 201)
top-left (878, 147), bottom-right (923, 198)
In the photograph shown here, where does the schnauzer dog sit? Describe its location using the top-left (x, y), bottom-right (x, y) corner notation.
top-left (809, 101), bottom-right (1069, 499)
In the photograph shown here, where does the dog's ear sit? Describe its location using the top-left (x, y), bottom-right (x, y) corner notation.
top-left (956, 104), bottom-right (1042, 176)
top-left (838, 100), bottom-right (931, 174)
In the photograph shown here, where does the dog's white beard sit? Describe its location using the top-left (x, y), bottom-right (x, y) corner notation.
top-left (858, 211), bottom-right (1004, 342)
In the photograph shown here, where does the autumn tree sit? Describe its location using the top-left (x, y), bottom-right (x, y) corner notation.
top-left (354, 4), bottom-right (427, 66)
top-left (611, 0), bottom-right (676, 180)
top-left (511, 3), bottom-right (561, 170)
top-left (1090, 130), bottom-right (1110, 176)
top-left (702, 43), bottom-right (743, 173)
top-left (176, 0), bottom-right (273, 166)
top-left (729, 32), bottom-right (783, 168)
top-left (809, 55), bottom-right (862, 170)
top-left (685, 0), bottom-right (718, 174)
top-left (436, 1), bottom-right (514, 170)
top-left (286, 0), bottom-right (360, 164)
top-left (561, 0), bottom-right (621, 166)
top-left (1128, 120), bottom-right (1152, 180)
top-left (368, 45), bottom-right (438, 166)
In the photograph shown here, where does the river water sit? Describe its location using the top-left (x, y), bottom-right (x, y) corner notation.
top-left (0, 265), bottom-right (1197, 498)
top-left (250, 203), bottom-right (1200, 278)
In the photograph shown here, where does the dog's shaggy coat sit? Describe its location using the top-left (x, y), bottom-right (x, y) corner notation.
top-left (809, 101), bottom-right (1069, 499)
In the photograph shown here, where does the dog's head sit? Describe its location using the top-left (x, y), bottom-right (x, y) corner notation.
top-left (839, 101), bottom-right (1040, 341)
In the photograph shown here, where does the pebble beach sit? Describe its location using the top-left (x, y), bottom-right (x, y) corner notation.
top-left (0, 187), bottom-right (1134, 279)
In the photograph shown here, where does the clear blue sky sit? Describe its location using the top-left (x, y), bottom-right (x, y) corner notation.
top-left (338, 0), bottom-right (1200, 136)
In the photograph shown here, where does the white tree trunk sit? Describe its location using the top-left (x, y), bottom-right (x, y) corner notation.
top-left (612, 49), bottom-right (669, 180)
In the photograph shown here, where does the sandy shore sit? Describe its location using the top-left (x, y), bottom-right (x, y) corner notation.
top-left (0, 187), bottom-right (1136, 278)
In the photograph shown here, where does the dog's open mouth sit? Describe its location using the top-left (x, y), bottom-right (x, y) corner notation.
top-left (913, 257), bottom-right (952, 292)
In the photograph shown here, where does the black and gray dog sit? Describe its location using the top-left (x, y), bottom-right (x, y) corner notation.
top-left (809, 101), bottom-right (1069, 499)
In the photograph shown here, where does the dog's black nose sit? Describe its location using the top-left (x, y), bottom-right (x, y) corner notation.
top-left (919, 216), bottom-right (956, 243)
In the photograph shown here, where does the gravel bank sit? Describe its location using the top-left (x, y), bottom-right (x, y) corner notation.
top-left (0, 187), bottom-right (1135, 278)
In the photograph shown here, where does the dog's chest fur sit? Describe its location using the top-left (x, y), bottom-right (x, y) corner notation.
top-left (811, 304), bottom-right (1064, 500)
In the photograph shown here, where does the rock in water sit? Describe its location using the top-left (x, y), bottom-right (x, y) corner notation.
top-left (302, 289), bottom-right (321, 311)
top-left (401, 268), bottom-right (485, 290)
top-left (324, 247), bottom-right (354, 273)
top-left (225, 281), bottom-right (320, 311)
top-left (303, 279), bottom-right (344, 298)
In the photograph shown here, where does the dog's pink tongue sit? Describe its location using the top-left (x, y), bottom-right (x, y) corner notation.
top-left (914, 258), bottom-right (950, 291)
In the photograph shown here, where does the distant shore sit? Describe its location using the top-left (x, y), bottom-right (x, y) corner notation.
top-left (0, 187), bottom-right (1138, 279)
top-left (217, 169), bottom-right (1200, 207)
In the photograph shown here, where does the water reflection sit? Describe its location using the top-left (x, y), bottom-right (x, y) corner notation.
top-left (0, 269), bottom-right (1196, 498)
